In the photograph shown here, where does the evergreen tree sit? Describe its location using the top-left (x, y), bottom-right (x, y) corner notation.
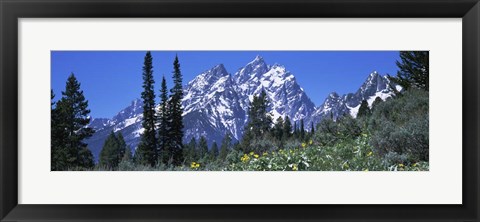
top-left (198, 136), bottom-right (209, 159)
top-left (219, 133), bottom-right (232, 161)
top-left (54, 73), bottom-right (94, 170)
top-left (293, 121), bottom-right (298, 138)
top-left (117, 133), bottom-right (129, 161)
top-left (310, 122), bottom-right (315, 137)
top-left (51, 90), bottom-right (68, 170)
top-left (241, 90), bottom-right (273, 152)
top-left (283, 115), bottom-right (292, 139)
top-left (136, 51), bottom-right (157, 166)
top-left (371, 97), bottom-right (383, 111)
top-left (99, 131), bottom-right (127, 169)
top-left (357, 99), bottom-right (370, 118)
top-left (157, 76), bottom-right (169, 164)
top-left (209, 141), bottom-right (219, 161)
top-left (388, 51), bottom-right (429, 91)
top-left (300, 119), bottom-right (305, 140)
top-left (273, 116), bottom-right (284, 141)
top-left (184, 137), bottom-right (197, 163)
top-left (167, 55), bottom-right (185, 166)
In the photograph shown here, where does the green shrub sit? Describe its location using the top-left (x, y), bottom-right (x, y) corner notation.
top-left (368, 89), bottom-right (429, 162)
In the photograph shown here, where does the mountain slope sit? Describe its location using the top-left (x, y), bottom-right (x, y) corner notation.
top-left (85, 58), bottom-right (397, 161)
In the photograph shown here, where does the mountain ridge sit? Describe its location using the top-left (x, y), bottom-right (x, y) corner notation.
top-left (85, 56), bottom-right (396, 160)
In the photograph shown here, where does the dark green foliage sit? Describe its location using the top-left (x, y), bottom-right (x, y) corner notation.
top-left (219, 133), bottom-right (232, 161)
top-left (388, 51), bottom-right (429, 91)
top-left (209, 142), bottom-right (219, 161)
top-left (371, 97), bottom-right (383, 111)
top-left (51, 90), bottom-right (68, 171)
top-left (184, 138), bottom-right (197, 164)
top-left (241, 90), bottom-right (273, 153)
top-left (198, 136), bottom-right (209, 159)
top-left (99, 131), bottom-right (127, 169)
top-left (310, 122), bottom-right (315, 136)
top-left (167, 55), bottom-right (185, 166)
top-left (368, 89), bottom-right (429, 162)
top-left (273, 116), bottom-right (284, 141)
top-left (293, 121), bottom-right (298, 138)
top-left (157, 76), bottom-right (170, 164)
top-left (357, 99), bottom-right (370, 118)
top-left (51, 73), bottom-right (95, 170)
top-left (300, 119), bottom-right (305, 140)
top-left (137, 51), bottom-right (157, 166)
top-left (283, 116), bottom-right (292, 139)
top-left (314, 114), bottom-right (361, 146)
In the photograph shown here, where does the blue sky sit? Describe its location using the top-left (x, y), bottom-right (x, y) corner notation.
top-left (51, 51), bottom-right (400, 118)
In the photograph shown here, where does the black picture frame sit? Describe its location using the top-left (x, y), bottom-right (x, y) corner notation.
top-left (1, 0), bottom-right (479, 221)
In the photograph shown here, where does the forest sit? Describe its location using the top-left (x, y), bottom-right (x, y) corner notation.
top-left (51, 51), bottom-right (429, 171)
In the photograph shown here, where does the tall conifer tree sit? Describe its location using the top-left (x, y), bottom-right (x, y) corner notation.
top-left (388, 51), bottom-right (429, 91)
top-left (53, 73), bottom-right (94, 169)
top-left (137, 51), bottom-right (157, 166)
top-left (157, 76), bottom-right (169, 164)
top-left (198, 136), bottom-right (209, 159)
top-left (283, 116), bottom-right (292, 139)
top-left (167, 55), bottom-right (185, 166)
top-left (300, 119), bottom-right (305, 140)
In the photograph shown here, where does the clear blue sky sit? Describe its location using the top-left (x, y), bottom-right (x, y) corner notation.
top-left (51, 51), bottom-right (400, 118)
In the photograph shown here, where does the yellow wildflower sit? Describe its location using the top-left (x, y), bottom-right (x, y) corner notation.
top-left (309, 140), bottom-right (313, 145)
top-left (367, 151), bottom-right (373, 157)
top-left (190, 162), bottom-right (200, 169)
top-left (262, 152), bottom-right (268, 156)
top-left (241, 154), bottom-right (250, 163)
top-left (412, 163), bottom-right (418, 167)
top-left (292, 164), bottom-right (298, 171)
top-left (399, 163), bottom-right (404, 167)
top-left (253, 154), bottom-right (259, 158)
top-left (249, 151), bottom-right (254, 156)
top-left (301, 142), bottom-right (306, 148)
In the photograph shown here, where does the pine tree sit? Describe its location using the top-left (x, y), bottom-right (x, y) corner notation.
top-left (300, 119), bottom-right (305, 140)
top-left (117, 133), bottom-right (129, 161)
top-left (283, 115), bottom-right (292, 139)
top-left (54, 73), bottom-right (95, 170)
top-left (51, 90), bottom-right (68, 170)
top-left (137, 51), bottom-right (157, 166)
top-left (310, 122), bottom-right (315, 136)
top-left (219, 133), bottom-right (232, 161)
top-left (99, 131), bottom-right (127, 169)
top-left (198, 136), bottom-right (209, 159)
top-left (293, 121), bottom-right (298, 138)
top-left (273, 116), bottom-right (284, 141)
top-left (388, 51), bottom-right (429, 91)
top-left (157, 76), bottom-right (169, 164)
top-left (167, 55), bottom-right (185, 166)
top-left (184, 137), bottom-right (197, 163)
top-left (357, 99), bottom-right (370, 118)
top-left (209, 141), bottom-right (219, 161)
top-left (371, 97), bottom-right (383, 111)
top-left (241, 90), bottom-right (273, 152)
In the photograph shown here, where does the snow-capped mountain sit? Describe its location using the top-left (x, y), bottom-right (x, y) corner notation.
top-left (85, 57), bottom-right (397, 161)
top-left (85, 99), bottom-right (144, 160)
top-left (182, 64), bottom-right (245, 145)
top-left (309, 71), bottom-right (397, 124)
top-left (234, 56), bottom-right (316, 124)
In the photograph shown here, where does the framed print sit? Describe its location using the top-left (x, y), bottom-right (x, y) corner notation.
top-left (1, 0), bottom-right (479, 221)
